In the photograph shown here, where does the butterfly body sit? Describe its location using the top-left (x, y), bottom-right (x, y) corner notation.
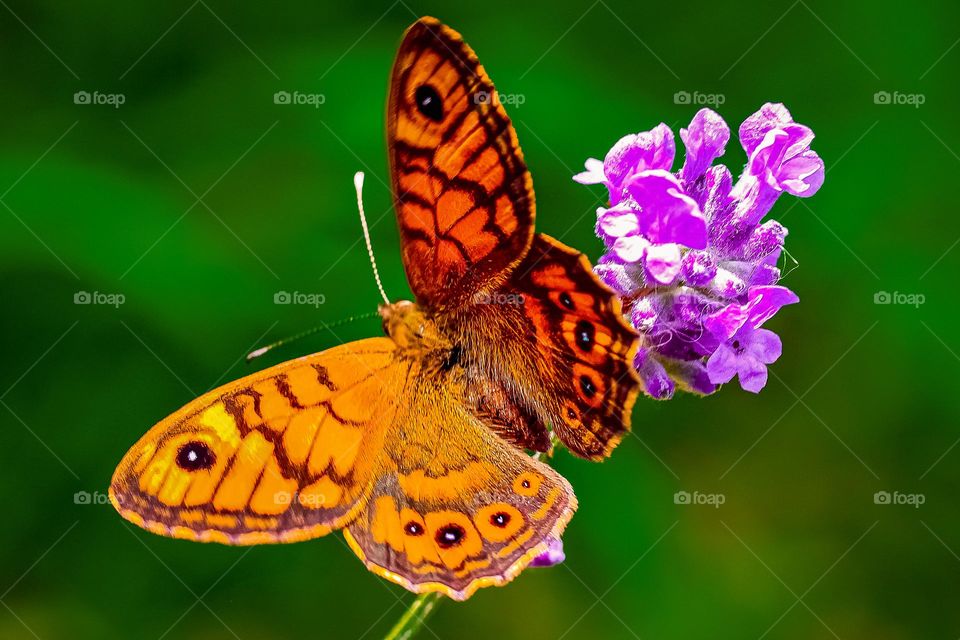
top-left (111, 17), bottom-right (640, 600)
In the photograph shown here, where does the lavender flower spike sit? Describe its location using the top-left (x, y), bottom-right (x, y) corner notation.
top-left (575, 104), bottom-right (823, 396)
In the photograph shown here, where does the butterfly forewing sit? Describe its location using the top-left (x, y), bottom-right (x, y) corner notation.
top-left (389, 17), bottom-right (535, 311)
top-left (110, 339), bottom-right (406, 544)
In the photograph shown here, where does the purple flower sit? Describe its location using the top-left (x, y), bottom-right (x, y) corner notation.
top-left (705, 326), bottom-right (782, 393)
top-left (703, 286), bottom-right (798, 392)
top-left (530, 537), bottom-right (565, 568)
top-left (576, 104), bottom-right (822, 396)
top-left (628, 171), bottom-right (707, 248)
top-left (680, 108), bottom-right (729, 185)
top-left (575, 124), bottom-right (675, 205)
top-left (595, 165), bottom-right (707, 286)
top-left (635, 347), bottom-right (675, 399)
top-left (731, 105), bottom-right (824, 225)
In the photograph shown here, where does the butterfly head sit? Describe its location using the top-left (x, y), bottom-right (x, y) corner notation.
top-left (379, 300), bottom-right (446, 351)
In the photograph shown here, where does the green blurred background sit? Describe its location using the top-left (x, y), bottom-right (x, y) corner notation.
top-left (1, 1), bottom-right (956, 638)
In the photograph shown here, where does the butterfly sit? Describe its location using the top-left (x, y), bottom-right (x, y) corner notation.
top-left (110, 16), bottom-right (640, 600)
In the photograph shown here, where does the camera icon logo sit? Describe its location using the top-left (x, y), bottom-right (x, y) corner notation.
top-left (73, 91), bottom-right (91, 105)
top-left (673, 490), bottom-right (691, 505)
top-left (273, 491), bottom-right (292, 505)
top-left (873, 91), bottom-right (891, 105)
top-left (873, 291), bottom-right (891, 305)
top-left (473, 90), bottom-right (493, 105)
top-left (873, 491), bottom-right (891, 505)
top-left (673, 90), bottom-right (691, 105)
top-left (274, 291), bottom-right (292, 304)
top-left (273, 91), bottom-right (291, 105)
top-left (74, 491), bottom-right (92, 505)
top-left (74, 291), bottom-right (92, 304)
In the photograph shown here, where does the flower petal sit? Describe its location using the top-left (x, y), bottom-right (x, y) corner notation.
top-left (739, 102), bottom-right (793, 157)
top-left (612, 235), bottom-right (649, 263)
top-left (746, 285), bottom-right (799, 328)
top-left (644, 243), bottom-right (683, 285)
top-left (603, 124), bottom-right (676, 190)
top-left (706, 343), bottom-right (738, 384)
top-left (627, 170), bottom-right (707, 248)
top-left (530, 537), bottom-right (565, 568)
top-left (573, 157), bottom-right (605, 185)
top-left (779, 150), bottom-right (824, 197)
top-left (704, 302), bottom-right (750, 342)
top-left (736, 356), bottom-right (769, 393)
top-left (634, 348), bottom-right (675, 399)
top-left (747, 328), bottom-right (783, 364)
top-left (680, 108), bottom-right (730, 184)
top-left (597, 203), bottom-right (640, 239)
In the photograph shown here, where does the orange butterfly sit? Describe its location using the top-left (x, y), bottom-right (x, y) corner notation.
top-left (110, 16), bottom-right (640, 600)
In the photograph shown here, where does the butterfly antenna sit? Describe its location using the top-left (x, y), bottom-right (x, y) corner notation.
top-left (354, 171), bottom-right (390, 305)
top-left (246, 311), bottom-right (379, 362)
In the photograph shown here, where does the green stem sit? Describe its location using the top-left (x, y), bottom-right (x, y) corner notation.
top-left (383, 593), bottom-right (443, 640)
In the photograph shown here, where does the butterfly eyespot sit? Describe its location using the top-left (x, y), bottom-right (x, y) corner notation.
top-left (574, 320), bottom-right (595, 351)
top-left (175, 441), bottom-right (216, 471)
top-left (474, 504), bottom-right (524, 541)
top-left (435, 524), bottom-right (465, 548)
top-left (579, 375), bottom-right (597, 399)
top-left (559, 292), bottom-right (575, 310)
top-left (414, 84), bottom-right (443, 122)
top-left (404, 521), bottom-right (424, 536)
top-left (513, 472), bottom-right (542, 496)
top-left (490, 512), bottom-right (511, 528)
top-left (566, 407), bottom-right (577, 420)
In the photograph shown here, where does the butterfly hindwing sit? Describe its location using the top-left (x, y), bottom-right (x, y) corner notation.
top-left (453, 234), bottom-right (641, 460)
top-left (343, 377), bottom-right (575, 600)
top-left (110, 339), bottom-right (408, 544)
top-left (389, 17), bottom-right (535, 311)
top-left (511, 234), bottom-right (640, 458)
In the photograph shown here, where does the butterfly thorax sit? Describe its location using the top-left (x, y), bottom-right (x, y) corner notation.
top-left (379, 300), bottom-right (449, 354)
